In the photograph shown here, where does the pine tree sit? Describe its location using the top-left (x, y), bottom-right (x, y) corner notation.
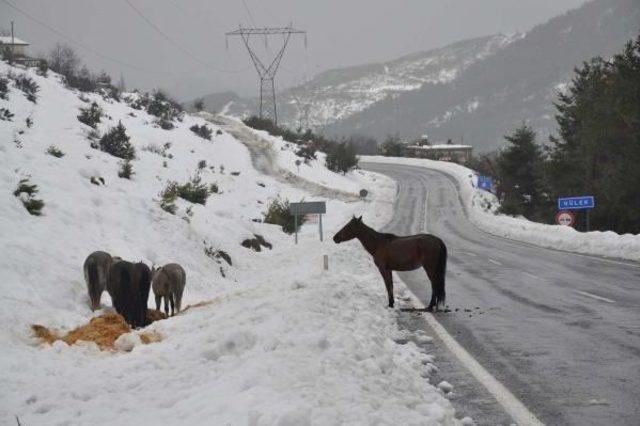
top-left (497, 124), bottom-right (546, 219)
top-left (193, 98), bottom-right (205, 112)
top-left (326, 141), bottom-right (359, 174)
top-left (380, 134), bottom-right (404, 157)
top-left (77, 102), bottom-right (103, 128)
top-left (547, 35), bottom-right (640, 233)
top-left (99, 121), bottom-right (135, 160)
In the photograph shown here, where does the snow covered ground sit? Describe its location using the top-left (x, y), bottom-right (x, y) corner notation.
top-left (0, 62), bottom-right (462, 425)
top-left (363, 156), bottom-right (640, 262)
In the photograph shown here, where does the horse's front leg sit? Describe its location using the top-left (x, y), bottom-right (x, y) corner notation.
top-left (378, 266), bottom-right (394, 308)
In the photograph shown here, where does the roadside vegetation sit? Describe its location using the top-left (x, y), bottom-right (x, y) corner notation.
top-left (99, 122), bottom-right (135, 160)
top-left (48, 44), bottom-right (120, 99)
top-left (379, 134), bottom-right (405, 157)
top-left (14, 178), bottom-right (44, 216)
top-left (263, 196), bottom-right (305, 234)
top-left (243, 116), bottom-right (359, 174)
top-left (159, 174), bottom-right (216, 214)
top-left (487, 35), bottom-right (640, 234)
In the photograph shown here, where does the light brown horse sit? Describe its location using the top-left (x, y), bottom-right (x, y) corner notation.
top-left (152, 263), bottom-right (186, 316)
top-left (333, 216), bottom-right (447, 310)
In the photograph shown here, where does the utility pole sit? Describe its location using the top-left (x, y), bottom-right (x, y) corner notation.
top-left (11, 21), bottom-right (14, 44)
top-left (226, 25), bottom-right (306, 125)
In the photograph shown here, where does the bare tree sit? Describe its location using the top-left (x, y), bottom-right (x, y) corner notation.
top-left (117, 73), bottom-right (126, 92)
top-left (193, 98), bottom-right (205, 112)
top-left (48, 44), bottom-right (80, 78)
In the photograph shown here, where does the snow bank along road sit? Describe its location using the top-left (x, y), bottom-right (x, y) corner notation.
top-left (363, 162), bottom-right (640, 426)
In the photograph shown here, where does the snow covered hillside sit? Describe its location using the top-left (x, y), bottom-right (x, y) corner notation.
top-left (0, 62), bottom-right (464, 425)
top-left (326, 0), bottom-right (640, 150)
top-left (277, 34), bottom-right (519, 129)
top-left (364, 156), bottom-right (640, 262)
top-left (213, 33), bottom-right (519, 129)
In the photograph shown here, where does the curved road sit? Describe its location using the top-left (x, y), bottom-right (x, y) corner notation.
top-left (364, 163), bottom-right (640, 426)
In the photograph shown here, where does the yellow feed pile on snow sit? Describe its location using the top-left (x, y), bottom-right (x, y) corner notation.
top-left (61, 313), bottom-right (130, 348)
top-left (180, 299), bottom-right (215, 314)
top-left (31, 324), bottom-right (58, 344)
top-left (146, 309), bottom-right (167, 323)
top-left (32, 311), bottom-right (165, 350)
top-left (139, 330), bottom-right (163, 344)
top-left (180, 294), bottom-right (236, 314)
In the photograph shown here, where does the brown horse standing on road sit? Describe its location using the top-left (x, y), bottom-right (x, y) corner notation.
top-left (333, 216), bottom-right (447, 310)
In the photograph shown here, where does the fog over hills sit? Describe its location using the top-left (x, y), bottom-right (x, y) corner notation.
top-left (212, 0), bottom-right (639, 152)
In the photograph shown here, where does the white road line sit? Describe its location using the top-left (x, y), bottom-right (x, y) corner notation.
top-left (398, 276), bottom-right (544, 424)
top-left (424, 317), bottom-right (544, 426)
top-left (462, 251), bottom-right (478, 257)
top-left (377, 161), bottom-right (543, 425)
top-left (523, 272), bottom-right (543, 281)
top-left (488, 258), bottom-right (502, 266)
top-left (421, 310), bottom-right (544, 425)
top-left (423, 189), bottom-right (429, 232)
top-left (575, 290), bottom-right (615, 304)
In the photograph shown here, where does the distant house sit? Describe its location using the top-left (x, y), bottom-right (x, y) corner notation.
top-left (405, 137), bottom-right (473, 164)
top-left (0, 36), bottom-right (29, 57)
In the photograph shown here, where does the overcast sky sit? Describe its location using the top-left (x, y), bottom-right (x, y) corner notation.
top-left (1, 0), bottom-right (588, 100)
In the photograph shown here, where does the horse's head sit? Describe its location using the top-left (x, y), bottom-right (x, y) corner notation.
top-left (333, 215), bottom-right (363, 243)
top-left (151, 264), bottom-right (161, 279)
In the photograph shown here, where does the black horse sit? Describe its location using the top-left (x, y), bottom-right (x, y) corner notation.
top-left (107, 260), bottom-right (152, 328)
top-left (333, 216), bottom-right (447, 310)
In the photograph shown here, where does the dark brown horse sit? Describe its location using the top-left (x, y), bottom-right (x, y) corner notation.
top-left (333, 216), bottom-right (447, 310)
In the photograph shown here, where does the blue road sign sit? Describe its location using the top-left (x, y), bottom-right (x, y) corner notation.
top-left (477, 175), bottom-right (493, 191)
top-left (558, 196), bottom-right (595, 210)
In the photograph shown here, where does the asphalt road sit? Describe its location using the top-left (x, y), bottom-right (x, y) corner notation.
top-left (363, 163), bottom-right (640, 426)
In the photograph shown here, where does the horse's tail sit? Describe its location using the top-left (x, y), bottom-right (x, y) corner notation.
top-left (434, 240), bottom-right (447, 308)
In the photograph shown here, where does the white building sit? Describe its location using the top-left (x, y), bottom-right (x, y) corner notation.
top-left (405, 136), bottom-right (473, 164)
top-left (0, 36), bottom-right (29, 57)
top-left (405, 143), bottom-right (473, 164)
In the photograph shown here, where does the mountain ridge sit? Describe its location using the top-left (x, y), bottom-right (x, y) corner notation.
top-left (320, 0), bottom-right (639, 151)
top-left (201, 0), bottom-right (639, 152)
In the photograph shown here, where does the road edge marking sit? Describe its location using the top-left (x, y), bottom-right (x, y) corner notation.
top-left (420, 312), bottom-right (544, 426)
top-left (397, 279), bottom-right (544, 426)
top-left (575, 290), bottom-right (615, 304)
top-left (522, 272), bottom-right (544, 281)
top-left (374, 161), bottom-right (544, 425)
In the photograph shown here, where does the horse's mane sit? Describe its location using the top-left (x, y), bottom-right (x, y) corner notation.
top-left (360, 221), bottom-right (398, 241)
top-left (379, 232), bottom-right (398, 241)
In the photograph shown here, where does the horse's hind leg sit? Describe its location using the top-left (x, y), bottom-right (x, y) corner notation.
top-left (424, 266), bottom-right (437, 311)
top-left (378, 266), bottom-right (394, 308)
top-left (169, 293), bottom-right (175, 316)
top-left (155, 295), bottom-right (161, 312)
top-left (163, 296), bottom-right (170, 317)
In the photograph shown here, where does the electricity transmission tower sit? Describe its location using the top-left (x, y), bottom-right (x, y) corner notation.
top-left (226, 25), bottom-right (306, 125)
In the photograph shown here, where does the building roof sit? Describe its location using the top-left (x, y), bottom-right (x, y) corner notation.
top-left (406, 144), bottom-right (472, 150)
top-left (0, 36), bottom-right (29, 46)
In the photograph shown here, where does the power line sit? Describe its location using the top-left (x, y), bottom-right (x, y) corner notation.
top-left (0, 0), bottom-right (199, 75)
top-left (163, 0), bottom-right (225, 28)
top-left (123, 0), bottom-right (245, 74)
top-left (241, 0), bottom-right (257, 27)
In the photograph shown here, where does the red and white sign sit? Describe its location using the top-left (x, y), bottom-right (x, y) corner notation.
top-left (555, 210), bottom-right (575, 227)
